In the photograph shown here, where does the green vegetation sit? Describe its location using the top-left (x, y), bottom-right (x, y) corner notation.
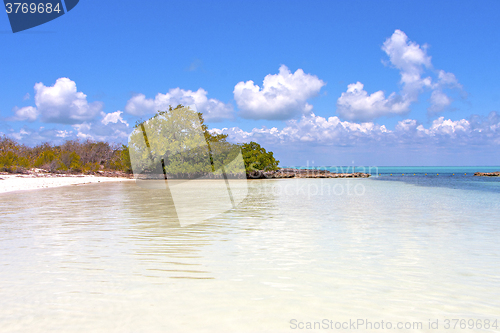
top-left (130, 105), bottom-right (280, 177)
top-left (129, 105), bottom-right (221, 175)
top-left (241, 141), bottom-right (279, 173)
top-left (0, 136), bottom-right (131, 174)
top-left (0, 105), bottom-right (280, 176)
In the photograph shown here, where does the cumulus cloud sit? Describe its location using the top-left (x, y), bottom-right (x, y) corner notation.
top-left (382, 29), bottom-right (432, 100)
top-left (101, 110), bottom-right (128, 126)
top-left (418, 117), bottom-right (470, 137)
top-left (73, 111), bottom-right (130, 142)
top-left (123, 94), bottom-right (155, 116)
top-left (214, 113), bottom-right (389, 147)
top-left (124, 88), bottom-right (233, 121)
top-left (337, 30), bottom-right (464, 121)
top-left (233, 65), bottom-right (326, 120)
top-left (395, 119), bottom-right (418, 132)
top-left (12, 78), bottom-right (103, 124)
top-left (337, 82), bottom-right (410, 122)
top-left (212, 112), bottom-right (500, 148)
top-left (12, 106), bottom-right (39, 122)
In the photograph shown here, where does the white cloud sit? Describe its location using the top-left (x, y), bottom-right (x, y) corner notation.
top-left (124, 94), bottom-right (155, 115)
top-left (7, 126), bottom-right (75, 145)
top-left (428, 70), bottom-right (463, 114)
top-left (73, 123), bottom-right (93, 140)
top-left (23, 93), bottom-right (30, 100)
top-left (212, 112), bottom-right (500, 148)
top-left (9, 128), bottom-right (31, 141)
top-left (101, 111), bottom-right (128, 126)
top-left (428, 90), bottom-right (452, 114)
top-left (12, 78), bottom-right (103, 124)
top-left (35, 78), bottom-right (103, 123)
top-left (55, 130), bottom-right (72, 138)
top-left (417, 117), bottom-right (470, 137)
top-left (12, 106), bottom-right (39, 122)
top-left (6, 111), bottom-right (132, 146)
top-left (435, 70), bottom-right (460, 88)
top-left (73, 112), bottom-right (130, 142)
top-left (217, 113), bottom-right (389, 146)
top-left (395, 119), bottom-right (418, 132)
top-left (337, 30), bottom-right (464, 121)
top-left (124, 88), bottom-right (233, 121)
top-left (233, 65), bottom-right (326, 120)
top-left (337, 82), bottom-right (410, 122)
top-left (382, 29), bottom-right (432, 100)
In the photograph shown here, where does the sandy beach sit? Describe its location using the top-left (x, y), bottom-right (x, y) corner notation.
top-left (0, 173), bottom-right (134, 194)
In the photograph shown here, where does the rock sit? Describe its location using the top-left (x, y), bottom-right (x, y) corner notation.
top-left (247, 169), bottom-right (371, 179)
top-left (474, 171), bottom-right (500, 177)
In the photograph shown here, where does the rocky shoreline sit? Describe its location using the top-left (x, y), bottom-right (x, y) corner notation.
top-left (248, 168), bottom-right (371, 179)
top-left (474, 171), bottom-right (500, 177)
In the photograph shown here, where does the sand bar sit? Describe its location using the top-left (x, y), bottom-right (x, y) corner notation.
top-left (0, 173), bottom-right (134, 194)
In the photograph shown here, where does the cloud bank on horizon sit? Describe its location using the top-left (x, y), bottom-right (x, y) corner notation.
top-left (211, 112), bottom-right (500, 148)
top-left (2, 29), bottom-right (498, 164)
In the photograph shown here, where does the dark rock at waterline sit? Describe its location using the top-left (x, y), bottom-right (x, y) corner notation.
top-left (247, 168), bottom-right (371, 179)
top-left (132, 169), bottom-right (371, 180)
top-left (474, 171), bottom-right (500, 177)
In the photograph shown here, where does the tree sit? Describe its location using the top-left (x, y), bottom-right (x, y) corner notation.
top-left (240, 141), bottom-right (279, 173)
top-left (129, 104), bottom-right (243, 177)
top-left (129, 105), bottom-right (280, 178)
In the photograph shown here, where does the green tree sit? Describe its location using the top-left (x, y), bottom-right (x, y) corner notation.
top-left (129, 104), bottom-right (213, 175)
top-left (198, 111), bottom-right (228, 144)
top-left (129, 105), bottom-right (247, 177)
top-left (240, 141), bottom-right (280, 173)
top-left (118, 144), bottom-right (132, 173)
top-left (34, 150), bottom-right (57, 169)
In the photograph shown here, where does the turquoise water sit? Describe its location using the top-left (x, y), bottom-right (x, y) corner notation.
top-left (0, 175), bottom-right (499, 332)
top-left (290, 166), bottom-right (500, 193)
top-left (289, 165), bottom-right (500, 175)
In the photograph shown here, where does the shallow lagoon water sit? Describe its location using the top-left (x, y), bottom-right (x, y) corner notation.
top-left (0, 176), bottom-right (499, 332)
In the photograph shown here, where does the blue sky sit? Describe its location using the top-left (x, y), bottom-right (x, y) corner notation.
top-left (1, 0), bottom-right (500, 166)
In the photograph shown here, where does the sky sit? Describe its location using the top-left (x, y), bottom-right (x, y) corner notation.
top-left (1, 0), bottom-right (500, 166)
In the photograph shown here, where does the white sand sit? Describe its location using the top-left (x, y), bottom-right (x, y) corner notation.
top-left (0, 174), bottom-right (134, 194)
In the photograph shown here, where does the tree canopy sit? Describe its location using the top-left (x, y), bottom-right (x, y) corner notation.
top-left (240, 141), bottom-right (280, 173)
top-left (129, 105), bottom-right (245, 177)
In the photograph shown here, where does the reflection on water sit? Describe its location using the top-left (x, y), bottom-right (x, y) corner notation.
top-left (0, 179), bottom-right (500, 332)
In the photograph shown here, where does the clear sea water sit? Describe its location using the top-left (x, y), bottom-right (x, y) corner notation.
top-left (291, 166), bottom-right (500, 194)
top-left (1, 167), bottom-right (499, 332)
